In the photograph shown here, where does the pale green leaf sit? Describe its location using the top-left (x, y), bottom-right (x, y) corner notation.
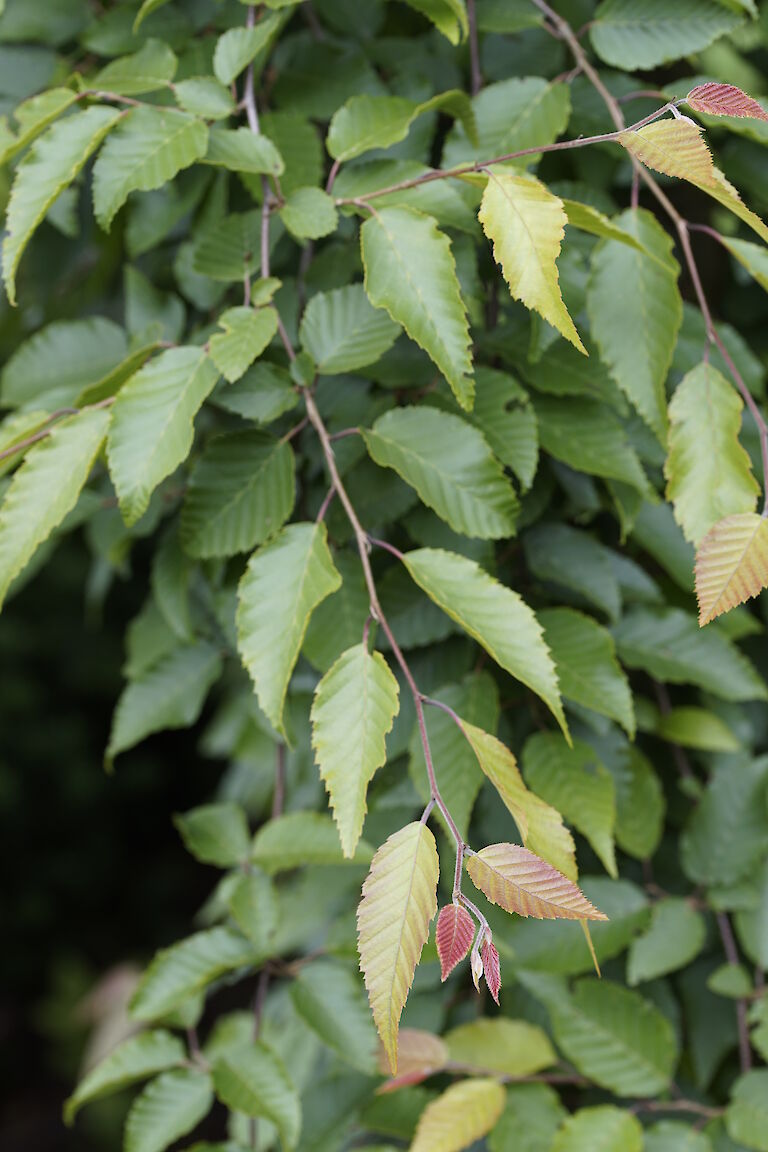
top-left (290, 959), bottom-right (377, 1071)
top-left (707, 963), bottom-right (753, 999)
top-left (627, 898), bottom-right (706, 985)
top-left (227, 870), bottom-right (277, 949)
top-left (65, 1030), bottom-right (185, 1124)
top-left (1, 316), bottom-right (127, 410)
top-left (410, 1078), bottom-right (506, 1152)
top-left (600, 740), bottom-right (664, 860)
top-left (442, 77), bottom-right (570, 169)
top-left (445, 1018), bottom-right (556, 1077)
top-left (590, 0), bottom-right (742, 70)
top-left (304, 551), bottom-right (370, 673)
top-left (644, 1121), bottom-right (715, 1152)
top-left (563, 199), bottom-right (648, 251)
top-left (213, 14), bottom-right (281, 86)
top-left (236, 522), bottom-right (341, 735)
top-left (251, 811), bottom-right (374, 873)
top-left (400, 0), bottom-right (468, 43)
top-left (655, 707), bottom-right (741, 752)
top-left (174, 803), bottom-right (250, 868)
top-left (213, 362), bottom-right (298, 425)
top-left (203, 127), bottom-right (283, 177)
top-left (327, 89), bottom-right (474, 163)
top-left (726, 1070), bottom-right (768, 1152)
top-left (722, 235), bottom-right (768, 294)
top-left (0, 87), bottom-right (78, 166)
top-left (174, 77), bottom-right (235, 121)
top-left (279, 187), bottom-right (337, 240)
top-left (208, 306), bottom-right (278, 383)
top-left (299, 284), bottom-right (400, 375)
top-left (212, 1042), bottom-right (301, 1150)
top-left (125, 1069), bottom-right (213, 1152)
top-left (551, 1105), bottom-right (643, 1152)
top-left (91, 39), bottom-right (177, 96)
top-left (130, 927), bottom-right (257, 1021)
top-left (192, 211), bottom-right (261, 282)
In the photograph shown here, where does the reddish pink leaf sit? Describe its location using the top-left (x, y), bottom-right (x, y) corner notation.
top-left (435, 903), bottom-right (475, 981)
top-left (686, 82), bottom-right (768, 122)
top-left (481, 939), bottom-right (501, 1005)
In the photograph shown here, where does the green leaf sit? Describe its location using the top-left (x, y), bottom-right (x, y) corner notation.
top-left (180, 431), bottom-right (295, 559)
top-left (304, 551), bottom-right (370, 672)
top-left (107, 642), bottom-right (222, 767)
top-left (251, 811), bottom-right (374, 873)
top-left (227, 869), bottom-right (277, 949)
top-left (174, 803), bottom-right (250, 868)
top-left (627, 898), bottom-right (706, 985)
top-left (3, 106), bottom-right (120, 304)
top-left (0, 87), bottom-right (78, 166)
top-left (681, 758), bottom-right (768, 886)
top-left (400, 0), bottom-right (468, 43)
top-left (665, 362), bottom-right (758, 546)
top-left (479, 171), bottom-right (585, 354)
top-left (361, 206), bottom-right (473, 410)
top-left (236, 522), bottom-right (342, 736)
top-left (445, 1018), bottom-right (556, 1077)
top-left (655, 707), bottom-right (741, 752)
top-left (442, 77), bottom-right (570, 169)
top-left (125, 1069), bottom-right (213, 1152)
top-left (588, 209), bottom-right (682, 441)
top-left (525, 524), bottom-right (621, 622)
top-left (726, 1070), bottom-right (768, 1152)
top-left (213, 362), bottom-right (298, 425)
top-left (707, 963), bottom-right (753, 999)
top-left (93, 108), bottom-right (208, 232)
top-left (631, 501), bottom-right (695, 593)
top-left (468, 366), bottom-right (538, 490)
top-left (590, 0), bottom-right (742, 70)
top-left (0, 408), bottom-right (109, 611)
top-left (551, 1106), bottom-right (643, 1152)
top-left (91, 39), bottom-right (177, 96)
top-left (311, 643), bottom-right (400, 858)
top-left (131, 927), bottom-right (257, 1021)
top-left (193, 211), bottom-right (262, 282)
top-left (1, 316), bottom-right (127, 410)
top-left (523, 733), bottom-right (617, 878)
top-left (134, 0), bottom-right (172, 30)
top-left (563, 199), bottom-right (649, 251)
top-left (600, 739), bottom-right (664, 860)
top-left (540, 608), bottom-right (635, 738)
top-left (290, 959), bottom-right (377, 1071)
top-left (613, 607), bottom-right (767, 702)
top-left (534, 395), bottom-right (650, 492)
top-left (643, 1121), bottom-right (715, 1152)
top-left (213, 14), bottom-right (281, 86)
top-left (64, 1030), bottom-right (185, 1124)
top-left (403, 547), bottom-right (568, 737)
top-left (327, 90), bottom-right (474, 163)
top-left (107, 346), bottom-right (219, 526)
top-left (174, 77), bottom-right (235, 121)
top-left (363, 407), bottom-right (517, 540)
top-left (279, 187), bottom-right (337, 240)
top-left (299, 284), bottom-right (400, 375)
top-left (488, 1084), bottom-right (566, 1152)
top-left (208, 306), bottom-right (278, 383)
top-left (212, 1042), bottom-right (301, 1150)
top-left (722, 235), bottom-right (768, 294)
top-left (203, 127), bottom-right (284, 177)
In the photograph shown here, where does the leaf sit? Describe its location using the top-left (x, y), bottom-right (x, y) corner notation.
top-left (401, 0), bottom-right (468, 44)
top-left (708, 964), bottom-right (753, 999)
top-left (534, 395), bottom-right (650, 492)
top-left (290, 959), bottom-right (378, 1071)
top-left (299, 284), bottom-right (400, 375)
top-left (410, 1078), bottom-right (506, 1152)
top-left (91, 39), bottom-right (177, 96)
top-left (180, 431), bottom-right (295, 559)
top-left (212, 1042), bottom-right (301, 1150)
top-left (280, 187), bottom-right (337, 240)
top-left (173, 803), bottom-right (250, 868)
top-left (311, 643), bottom-right (400, 858)
top-left (690, 165), bottom-right (768, 246)
top-left (227, 870), bottom-right (277, 949)
top-left (587, 209), bottom-right (682, 440)
top-left (130, 927), bottom-right (256, 1021)
top-left (1, 316), bottom-right (127, 410)
top-left (563, 199), bottom-right (648, 251)
top-left (524, 523), bottom-right (621, 622)
top-left (134, 0), bottom-right (172, 30)
top-left (551, 1105), bottom-right (643, 1152)
top-left (488, 1083), bottom-right (566, 1152)
top-left (619, 119), bottom-right (717, 187)
top-left (236, 522), bottom-right (341, 736)
top-left (107, 346), bottom-right (219, 526)
top-left (124, 1069), bottom-right (213, 1152)
top-left (0, 408), bottom-right (109, 611)
top-left (726, 1070), bottom-right (768, 1152)
top-left (654, 706), bottom-right (741, 752)
top-left (378, 1028), bottom-right (449, 1089)
top-left (627, 896), bottom-right (707, 986)
top-left (687, 82), bottom-right (768, 121)
top-left (435, 904), bottom-right (475, 981)
top-left (357, 821), bottom-right (439, 1073)
top-left (479, 171), bottom-right (585, 355)
top-left (251, 811), bottom-right (374, 872)
top-left (522, 734), bottom-right (617, 879)
top-left (3, 106), bottom-right (120, 304)
top-left (213, 14), bottom-right (281, 86)
top-left (695, 513), bottom-right (768, 626)
top-left (203, 127), bottom-right (284, 177)
top-left (468, 366), bottom-right (538, 490)
top-left (64, 1030), bottom-right (185, 1124)
top-left (722, 235), bottom-right (768, 294)
top-left (680, 758), bottom-right (768, 887)
top-left (106, 642), bottom-right (222, 766)
top-left (363, 407), bottom-right (517, 540)
top-left (442, 77), bottom-right (570, 170)
top-left (361, 207), bottom-right (473, 410)
top-left (466, 844), bottom-right (607, 921)
top-left (93, 108), bottom-right (208, 232)
top-left (0, 87), bottom-right (78, 166)
top-left (643, 1121), bottom-right (715, 1152)
top-left (445, 1018), bottom-right (556, 1077)
top-left (174, 77), bottom-right (235, 121)
top-left (327, 90), bottom-right (474, 163)
top-left (590, 0), bottom-right (742, 70)
top-left (214, 362), bottom-right (297, 425)
top-left (403, 547), bottom-right (568, 737)
top-left (208, 306), bottom-right (278, 383)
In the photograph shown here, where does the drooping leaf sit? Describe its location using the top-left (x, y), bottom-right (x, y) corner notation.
top-left (173, 803), bottom-right (250, 868)
top-left (299, 283), bottom-right (400, 374)
top-left (654, 706), bottom-right (741, 752)
top-left (311, 643), bottom-right (399, 858)
top-left (445, 1018), bottom-right (556, 1077)
top-left (402, 547), bottom-right (568, 737)
top-left (290, 959), bottom-right (378, 1072)
top-left (1, 316), bottom-right (127, 411)
top-left (534, 395), bottom-right (651, 492)
top-left (361, 207), bottom-right (473, 410)
top-left (357, 821), bottom-right (439, 1073)
top-left (107, 346), bottom-right (219, 526)
top-left (665, 362), bottom-right (758, 546)
top-left (435, 903), bottom-right (475, 981)
top-left (467, 366), bottom-right (538, 490)
top-left (693, 165), bottom-right (768, 245)
top-left (695, 513), bottom-right (768, 626)
top-left (236, 522), bottom-right (342, 736)
top-left (363, 407), bottom-right (517, 540)
top-left (562, 199), bottom-right (649, 251)
top-left (208, 306), bottom-right (278, 383)
top-left (466, 843), bottom-right (607, 921)
top-left (211, 1042), bottom-right (301, 1150)
top-left (619, 118), bottom-right (717, 187)
top-left (410, 1078), bottom-right (506, 1152)
top-left (251, 811), bottom-right (374, 873)
top-left (551, 1105), bottom-right (643, 1152)
top-left (327, 90), bottom-right (474, 163)
top-left (627, 898), bottom-right (706, 985)
top-left (124, 1069), bottom-right (213, 1152)
top-left (590, 0), bottom-right (742, 70)
top-left (722, 235), bottom-right (768, 295)
top-left (479, 171), bottom-right (585, 354)
top-left (686, 81), bottom-right (768, 121)
top-left (64, 1030), bottom-right (185, 1124)
top-left (130, 927), bottom-right (257, 1021)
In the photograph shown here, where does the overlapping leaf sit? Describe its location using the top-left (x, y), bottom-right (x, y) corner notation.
top-left (466, 843), bottom-right (607, 921)
top-left (65, 1030), bottom-right (185, 1124)
top-left (251, 811), bottom-right (374, 872)
top-left (327, 90), bottom-right (474, 163)
top-left (208, 306), bottom-right (278, 382)
top-left (124, 1069), bottom-right (212, 1152)
top-left (130, 927), bottom-right (257, 1021)
top-left (212, 1043), bottom-right (301, 1150)
top-left (436, 904), bottom-right (475, 981)
top-left (695, 513), bottom-right (768, 625)
top-left (299, 283), bottom-right (400, 374)
top-left (619, 118), bottom-right (717, 187)
top-left (446, 1018), bottom-right (556, 1077)
top-left (686, 82), bottom-right (768, 121)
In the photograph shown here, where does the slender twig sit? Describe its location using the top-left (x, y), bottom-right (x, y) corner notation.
top-left (629, 1099), bottom-right (724, 1119)
top-left (466, 0), bottom-right (482, 96)
top-left (315, 484), bottom-right (336, 523)
top-left (717, 912), bottom-right (752, 1074)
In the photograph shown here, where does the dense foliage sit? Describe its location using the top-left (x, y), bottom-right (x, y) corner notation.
top-left (3, 0), bottom-right (768, 1150)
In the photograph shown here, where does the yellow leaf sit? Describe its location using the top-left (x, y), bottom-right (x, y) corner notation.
top-left (466, 843), bottom-right (607, 921)
top-left (478, 170), bottom-right (586, 355)
top-left (619, 118), bottom-right (717, 187)
top-left (695, 512), bottom-right (768, 625)
top-left (357, 822), bottom-right (439, 1073)
top-left (410, 1077), bottom-right (506, 1152)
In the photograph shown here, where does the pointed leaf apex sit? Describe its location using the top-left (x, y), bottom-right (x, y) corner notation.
top-left (470, 948), bottom-right (484, 991)
top-left (435, 903), bottom-right (475, 981)
top-left (686, 82), bottom-right (768, 122)
top-left (481, 939), bottom-right (501, 1004)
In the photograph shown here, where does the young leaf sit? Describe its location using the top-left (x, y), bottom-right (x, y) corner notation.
top-left (410, 1078), bottom-right (506, 1152)
top-left (619, 119), bottom-right (717, 187)
top-left (299, 284), bottom-right (400, 375)
top-left (466, 844), bottom-right (607, 921)
top-left (627, 897), bottom-right (706, 985)
top-left (107, 346), bottom-right (219, 526)
top-left (211, 1042), bottom-right (301, 1150)
top-left (174, 77), bottom-right (235, 121)
top-left (479, 171), bottom-right (586, 354)
top-left (357, 821), bottom-right (439, 1073)
top-left (130, 927), bottom-right (257, 1021)
top-left (227, 870), bottom-right (278, 949)
top-left (363, 407), bottom-right (518, 540)
top-left (446, 1018), bottom-right (556, 1077)
top-left (361, 206), bottom-right (474, 410)
top-left (124, 1068), bottom-right (213, 1152)
top-left (695, 513), bottom-right (768, 625)
top-left (686, 81), bottom-right (768, 121)
top-left (64, 1030), bottom-right (185, 1124)
top-left (311, 643), bottom-right (400, 858)
top-left (0, 408), bottom-right (110, 611)
top-left (3, 106), bottom-right (120, 304)
top-left (481, 938), bottom-right (501, 1004)
top-left (402, 547), bottom-right (568, 738)
top-left (0, 87), bottom-right (79, 167)
top-left (435, 903), bottom-right (475, 981)
top-left (93, 108), bottom-right (208, 232)
top-left (665, 362), bottom-right (758, 546)
top-left (236, 522), bottom-right (342, 736)
top-left (173, 803), bottom-right (250, 868)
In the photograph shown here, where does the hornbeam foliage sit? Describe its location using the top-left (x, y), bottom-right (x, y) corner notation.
top-left (1, 2), bottom-right (768, 1150)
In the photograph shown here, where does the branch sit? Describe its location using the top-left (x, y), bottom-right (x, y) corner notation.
top-left (466, 0), bottom-right (482, 96)
top-left (717, 911), bottom-right (753, 1074)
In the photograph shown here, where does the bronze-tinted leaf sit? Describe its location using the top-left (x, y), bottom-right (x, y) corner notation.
top-left (466, 843), bottom-right (608, 921)
top-left (435, 903), bottom-right (475, 982)
top-left (687, 82), bottom-right (768, 121)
